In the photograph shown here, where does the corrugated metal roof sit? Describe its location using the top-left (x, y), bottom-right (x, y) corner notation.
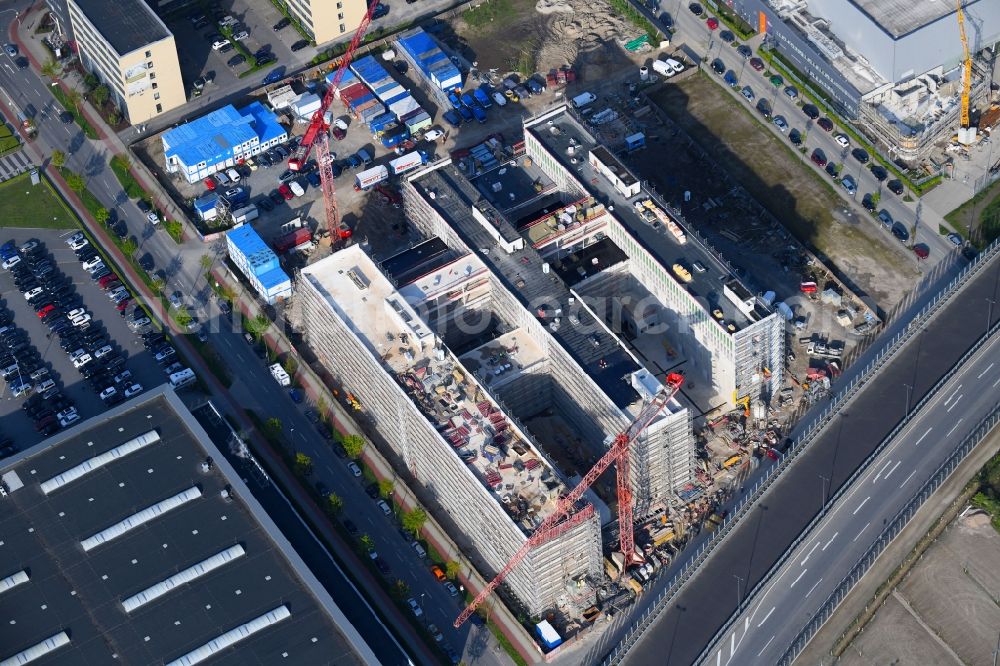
top-left (162, 103), bottom-right (285, 169)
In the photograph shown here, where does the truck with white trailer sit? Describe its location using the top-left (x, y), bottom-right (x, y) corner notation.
top-left (354, 164), bottom-right (389, 191)
top-left (389, 151), bottom-right (427, 176)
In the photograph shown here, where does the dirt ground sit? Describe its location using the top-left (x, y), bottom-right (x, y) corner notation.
top-left (645, 76), bottom-right (919, 312)
top-left (450, 0), bottom-right (645, 81)
top-left (841, 510), bottom-right (1000, 666)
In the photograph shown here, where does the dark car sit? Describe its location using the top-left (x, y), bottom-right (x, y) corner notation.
top-left (736, 44), bottom-right (752, 59)
top-left (851, 147), bottom-right (870, 164)
top-left (257, 196), bottom-right (275, 212)
top-left (891, 222), bottom-right (910, 242)
top-left (825, 161), bottom-right (838, 178)
top-left (372, 2), bottom-right (389, 18)
top-left (273, 17), bottom-right (290, 30)
top-left (59, 111), bottom-right (74, 124)
top-left (15, 56), bottom-right (28, 70)
top-left (861, 193), bottom-right (876, 212)
top-left (393, 60), bottom-right (408, 74)
top-left (375, 559), bottom-right (391, 575)
top-left (291, 39), bottom-right (309, 51)
top-left (817, 117), bottom-right (834, 131)
top-left (659, 12), bottom-right (673, 28)
top-left (365, 483), bottom-right (380, 499)
top-left (307, 171), bottom-right (322, 188)
top-left (870, 164), bottom-right (888, 181)
top-left (688, 2), bottom-right (703, 15)
top-left (711, 58), bottom-right (725, 75)
top-left (749, 57), bottom-right (764, 72)
top-left (269, 189), bottom-right (285, 205)
top-left (255, 54), bottom-right (276, 68)
top-left (719, 30), bottom-right (735, 44)
top-left (343, 519), bottom-right (359, 535)
top-left (810, 149), bottom-right (827, 167)
top-left (228, 54), bottom-right (246, 68)
top-left (263, 66), bottom-right (286, 84)
top-left (887, 179), bottom-right (904, 195)
top-left (755, 98), bottom-right (771, 119)
top-left (802, 104), bottom-right (820, 120)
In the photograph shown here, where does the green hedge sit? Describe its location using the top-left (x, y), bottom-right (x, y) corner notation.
top-left (109, 155), bottom-right (144, 199)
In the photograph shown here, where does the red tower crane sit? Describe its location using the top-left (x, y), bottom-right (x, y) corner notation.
top-left (287, 0), bottom-right (381, 236)
top-left (453, 372), bottom-right (685, 628)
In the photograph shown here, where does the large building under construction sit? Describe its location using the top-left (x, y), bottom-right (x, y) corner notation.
top-left (300, 107), bottom-right (781, 615)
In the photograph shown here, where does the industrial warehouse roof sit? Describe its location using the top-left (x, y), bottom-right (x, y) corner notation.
top-left (850, 0), bottom-right (968, 38)
top-left (0, 388), bottom-right (365, 666)
top-left (162, 102), bottom-right (286, 168)
top-left (71, 0), bottom-right (170, 56)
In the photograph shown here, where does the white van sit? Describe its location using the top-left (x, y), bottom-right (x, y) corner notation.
top-left (168, 368), bottom-right (196, 388)
top-left (226, 168), bottom-right (241, 183)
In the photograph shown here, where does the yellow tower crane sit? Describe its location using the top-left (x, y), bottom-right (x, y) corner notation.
top-left (956, 0), bottom-right (976, 143)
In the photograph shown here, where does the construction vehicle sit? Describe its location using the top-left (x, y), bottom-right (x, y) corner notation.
top-left (286, 0), bottom-right (382, 238)
top-left (453, 373), bottom-right (685, 627)
top-left (956, 0), bottom-right (976, 144)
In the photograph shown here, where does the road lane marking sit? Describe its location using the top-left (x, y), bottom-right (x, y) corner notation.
top-left (874, 460), bottom-right (893, 482)
top-left (758, 606), bottom-right (775, 627)
top-left (945, 385), bottom-right (962, 406)
top-left (853, 496), bottom-right (871, 515)
top-left (884, 460), bottom-right (902, 480)
top-left (806, 578), bottom-right (823, 598)
top-left (946, 419), bottom-right (964, 437)
top-left (914, 428), bottom-right (933, 447)
top-left (757, 636), bottom-right (775, 657)
top-left (801, 540), bottom-right (820, 565)
top-left (822, 532), bottom-right (838, 551)
top-left (853, 522), bottom-right (871, 542)
top-left (979, 362), bottom-right (995, 379)
top-left (994, 376), bottom-right (1000, 389)
top-left (730, 632), bottom-right (734, 657)
top-left (790, 569), bottom-right (808, 588)
top-left (947, 394), bottom-right (964, 412)
top-left (900, 470), bottom-right (917, 488)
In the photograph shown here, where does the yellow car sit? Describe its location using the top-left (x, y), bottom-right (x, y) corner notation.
top-left (504, 89), bottom-right (519, 103)
top-left (712, 308), bottom-right (724, 320)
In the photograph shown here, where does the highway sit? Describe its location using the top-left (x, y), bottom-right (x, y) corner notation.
top-left (712, 327), bottom-right (1000, 665)
top-left (0, 1), bottom-right (500, 663)
top-left (649, 0), bottom-right (954, 259)
top-left (611, 250), bottom-right (1000, 666)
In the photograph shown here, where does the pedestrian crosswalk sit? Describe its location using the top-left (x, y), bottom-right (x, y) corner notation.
top-left (0, 150), bottom-right (33, 182)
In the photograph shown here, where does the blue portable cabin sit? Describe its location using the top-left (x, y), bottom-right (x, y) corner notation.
top-left (369, 112), bottom-right (398, 133)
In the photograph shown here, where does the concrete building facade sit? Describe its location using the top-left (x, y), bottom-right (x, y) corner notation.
top-left (281, 0), bottom-right (368, 46)
top-left (66, 0), bottom-right (184, 123)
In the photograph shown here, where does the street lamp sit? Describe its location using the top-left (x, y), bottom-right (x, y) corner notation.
top-left (819, 474), bottom-right (829, 513)
top-left (733, 574), bottom-right (743, 606)
top-left (987, 298), bottom-right (996, 334)
top-left (903, 382), bottom-right (913, 415)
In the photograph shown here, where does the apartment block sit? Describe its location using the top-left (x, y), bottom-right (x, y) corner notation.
top-left (299, 245), bottom-right (604, 615)
top-left (281, 0), bottom-right (368, 46)
top-left (66, 0), bottom-right (184, 123)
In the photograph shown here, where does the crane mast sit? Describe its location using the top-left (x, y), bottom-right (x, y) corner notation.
top-left (957, 0), bottom-right (972, 130)
top-left (453, 372), bottom-right (685, 628)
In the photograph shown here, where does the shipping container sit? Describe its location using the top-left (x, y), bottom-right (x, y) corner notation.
top-left (231, 204), bottom-right (259, 224)
top-left (291, 93), bottom-right (322, 119)
top-left (403, 110), bottom-right (432, 133)
top-left (389, 95), bottom-right (421, 118)
top-left (370, 112), bottom-right (398, 133)
top-left (273, 227), bottom-right (312, 253)
top-left (193, 193), bottom-right (219, 221)
top-left (380, 125), bottom-right (411, 148)
top-left (354, 165), bottom-right (389, 190)
top-left (389, 151), bottom-right (427, 175)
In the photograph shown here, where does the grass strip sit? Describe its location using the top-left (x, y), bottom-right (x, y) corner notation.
top-left (49, 85), bottom-right (98, 140)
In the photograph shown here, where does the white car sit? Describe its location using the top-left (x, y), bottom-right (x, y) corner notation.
top-left (773, 115), bottom-right (788, 133)
top-left (113, 370), bottom-right (132, 384)
top-left (406, 598), bottom-right (423, 618)
top-left (834, 134), bottom-right (850, 148)
top-left (68, 348), bottom-right (86, 362)
top-left (423, 128), bottom-right (444, 142)
top-left (56, 407), bottom-right (77, 420)
top-left (129, 316), bottom-right (152, 329)
top-left (72, 353), bottom-right (93, 368)
top-left (664, 58), bottom-right (685, 74)
top-left (347, 461), bottom-right (362, 477)
top-left (36, 378), bottom-right (56, 394)
top-left (99, 386), bottom-right (117, 401)
top-left (93, 344), bottom-right (113, 359)
top-left (443, 581), bottom-right (459, 596)
top-left (71, 314), bottom-right (92, 327)
top-left (67, 307), bottom-right (86, 320)
top-left (81, 256), bottom-right (103, 271)
top-left (69, 237), bottom-right (88, 250)
top-left (66, 232), bottom-right (84, 245)
top-left (59, 413), bottom-right (80, 428)
top-left (146, 212), bottom-right (160, 225)
top-left (155, 347), bottom-right (176, 363)
top-left (124, 383), bottom-right (144, 398)
top-left (107, 286), bottom-right (128, 300)
top-left (376, 500), bottom-right (392, 515)
top-left (289, 180), bottom-right (304, 197)
top-left (23, 287), bottom-right (44, 301)
top-left (19, 240), bottom-right (39, 253)
top-left (211, 39), bottom-right (230, 50)
top-left (2, 256), bottom-right (21, 270)
top-left (232, 30), bottom-right (249, 41)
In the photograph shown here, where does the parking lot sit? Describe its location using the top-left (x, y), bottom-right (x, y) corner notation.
top-left (0, 229), bottom-right (168, 449)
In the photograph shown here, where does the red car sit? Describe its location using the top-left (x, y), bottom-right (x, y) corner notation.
top-left (810, 149), bottom-right (827, 167)
top-left (278, 183), bottom-right (294, 200)
top-left (36, 304), bottom-right (56, 318)
top-left (204, 176), bottom-right (216, 191)
top-left (706, 17), bottom-right (719, 30)
top-left (817, 117), bottom-right (834, 132)
top-left (116, 298), bottom-right (131, 312)
top-left (98, 273), bottom-right (119, 288)
top-left (331, 127), bottom-right (346, 141)
top-left (749, 57), bottom-right (764, 72)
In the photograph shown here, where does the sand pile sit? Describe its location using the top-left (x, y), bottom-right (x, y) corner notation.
top-left (534, 0), bottom-right (636, 72)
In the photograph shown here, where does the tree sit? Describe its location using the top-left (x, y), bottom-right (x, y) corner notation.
top-left (294, 452), bottom-right (313, 476)
top-left (121, 237), bottom-right (137, 257)
top-left (41, 59), bottom-right (60, 78)
top-left (316, 395), bottom-right (329, 420)
top-left (342, 433), bottom-right (365, 459)
top-left (65, 171), bottom-right (85, 193)
top-left (199, 253), bottom-right (214, 271)
top-left (378, 478), bottom-right (394, 499)
top-left (326, 492), bottom-right (343, 515)
top-left (94, 207), bottom-right (109, 225)
top-left (106, 109), bottom-right (122, 126)
top-left (360, 534), bottom-right (374, 551)
top-left (65, 89), bottom-right (82, 113)
top-left (90, 84), bottom-right (110, 108)
top-left (50, 150), bottom-right (65, 168)
top-left (401, 508), bottom-right (427, 537)
top-left (150, 277), bottom-right (166, 295)
top-left (445, 560), bottom-right (461, 580)
top-left (245, 312), bottom-right (270, 340)
top-left (391, 578), bottom-right (410, 598)
top-left (264, 416), bottom-right (282, 440)
top-left (282, 355), bottom-right (298, 377)
top-left (174, 306), bottom-right (192, 328)
top-left (83, 73), bottom-right (98, 90)
top-left (220, 284), bottom-right (237, 303)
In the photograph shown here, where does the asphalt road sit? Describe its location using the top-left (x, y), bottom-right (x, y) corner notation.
top-left (651, 2), bottom-right (955, 260)
top-left (714, 328), bottom-right (1000, 665)
top-left (0, 2), bottom-right (496, 661)
top-left (616, 253), bottom-right (1000, 665)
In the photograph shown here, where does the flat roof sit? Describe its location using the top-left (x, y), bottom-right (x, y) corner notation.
top-left (381, 237), bottom-right (455, 285)
top-left (0, 388), bottom-right (368, 666)
top-left (162, 104), bottom-right (288, 169)
top-left (71, 0), bottom-right (170, 56)
top-left (411, 165), bottom-right (643, 410)
top-left (590, 146), bottom-right (638, 188)
top-left (848, 0), bottom-right (965, 38)
top-left (302, 247), bottom-right (569, 531)
top-left (526, 108), bottom-right (759, 331)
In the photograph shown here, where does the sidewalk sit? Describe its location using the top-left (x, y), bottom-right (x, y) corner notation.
top-left (210, 264), bottom-right (541, 664)
top-left (9, 4), bottom-right (196, 241)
